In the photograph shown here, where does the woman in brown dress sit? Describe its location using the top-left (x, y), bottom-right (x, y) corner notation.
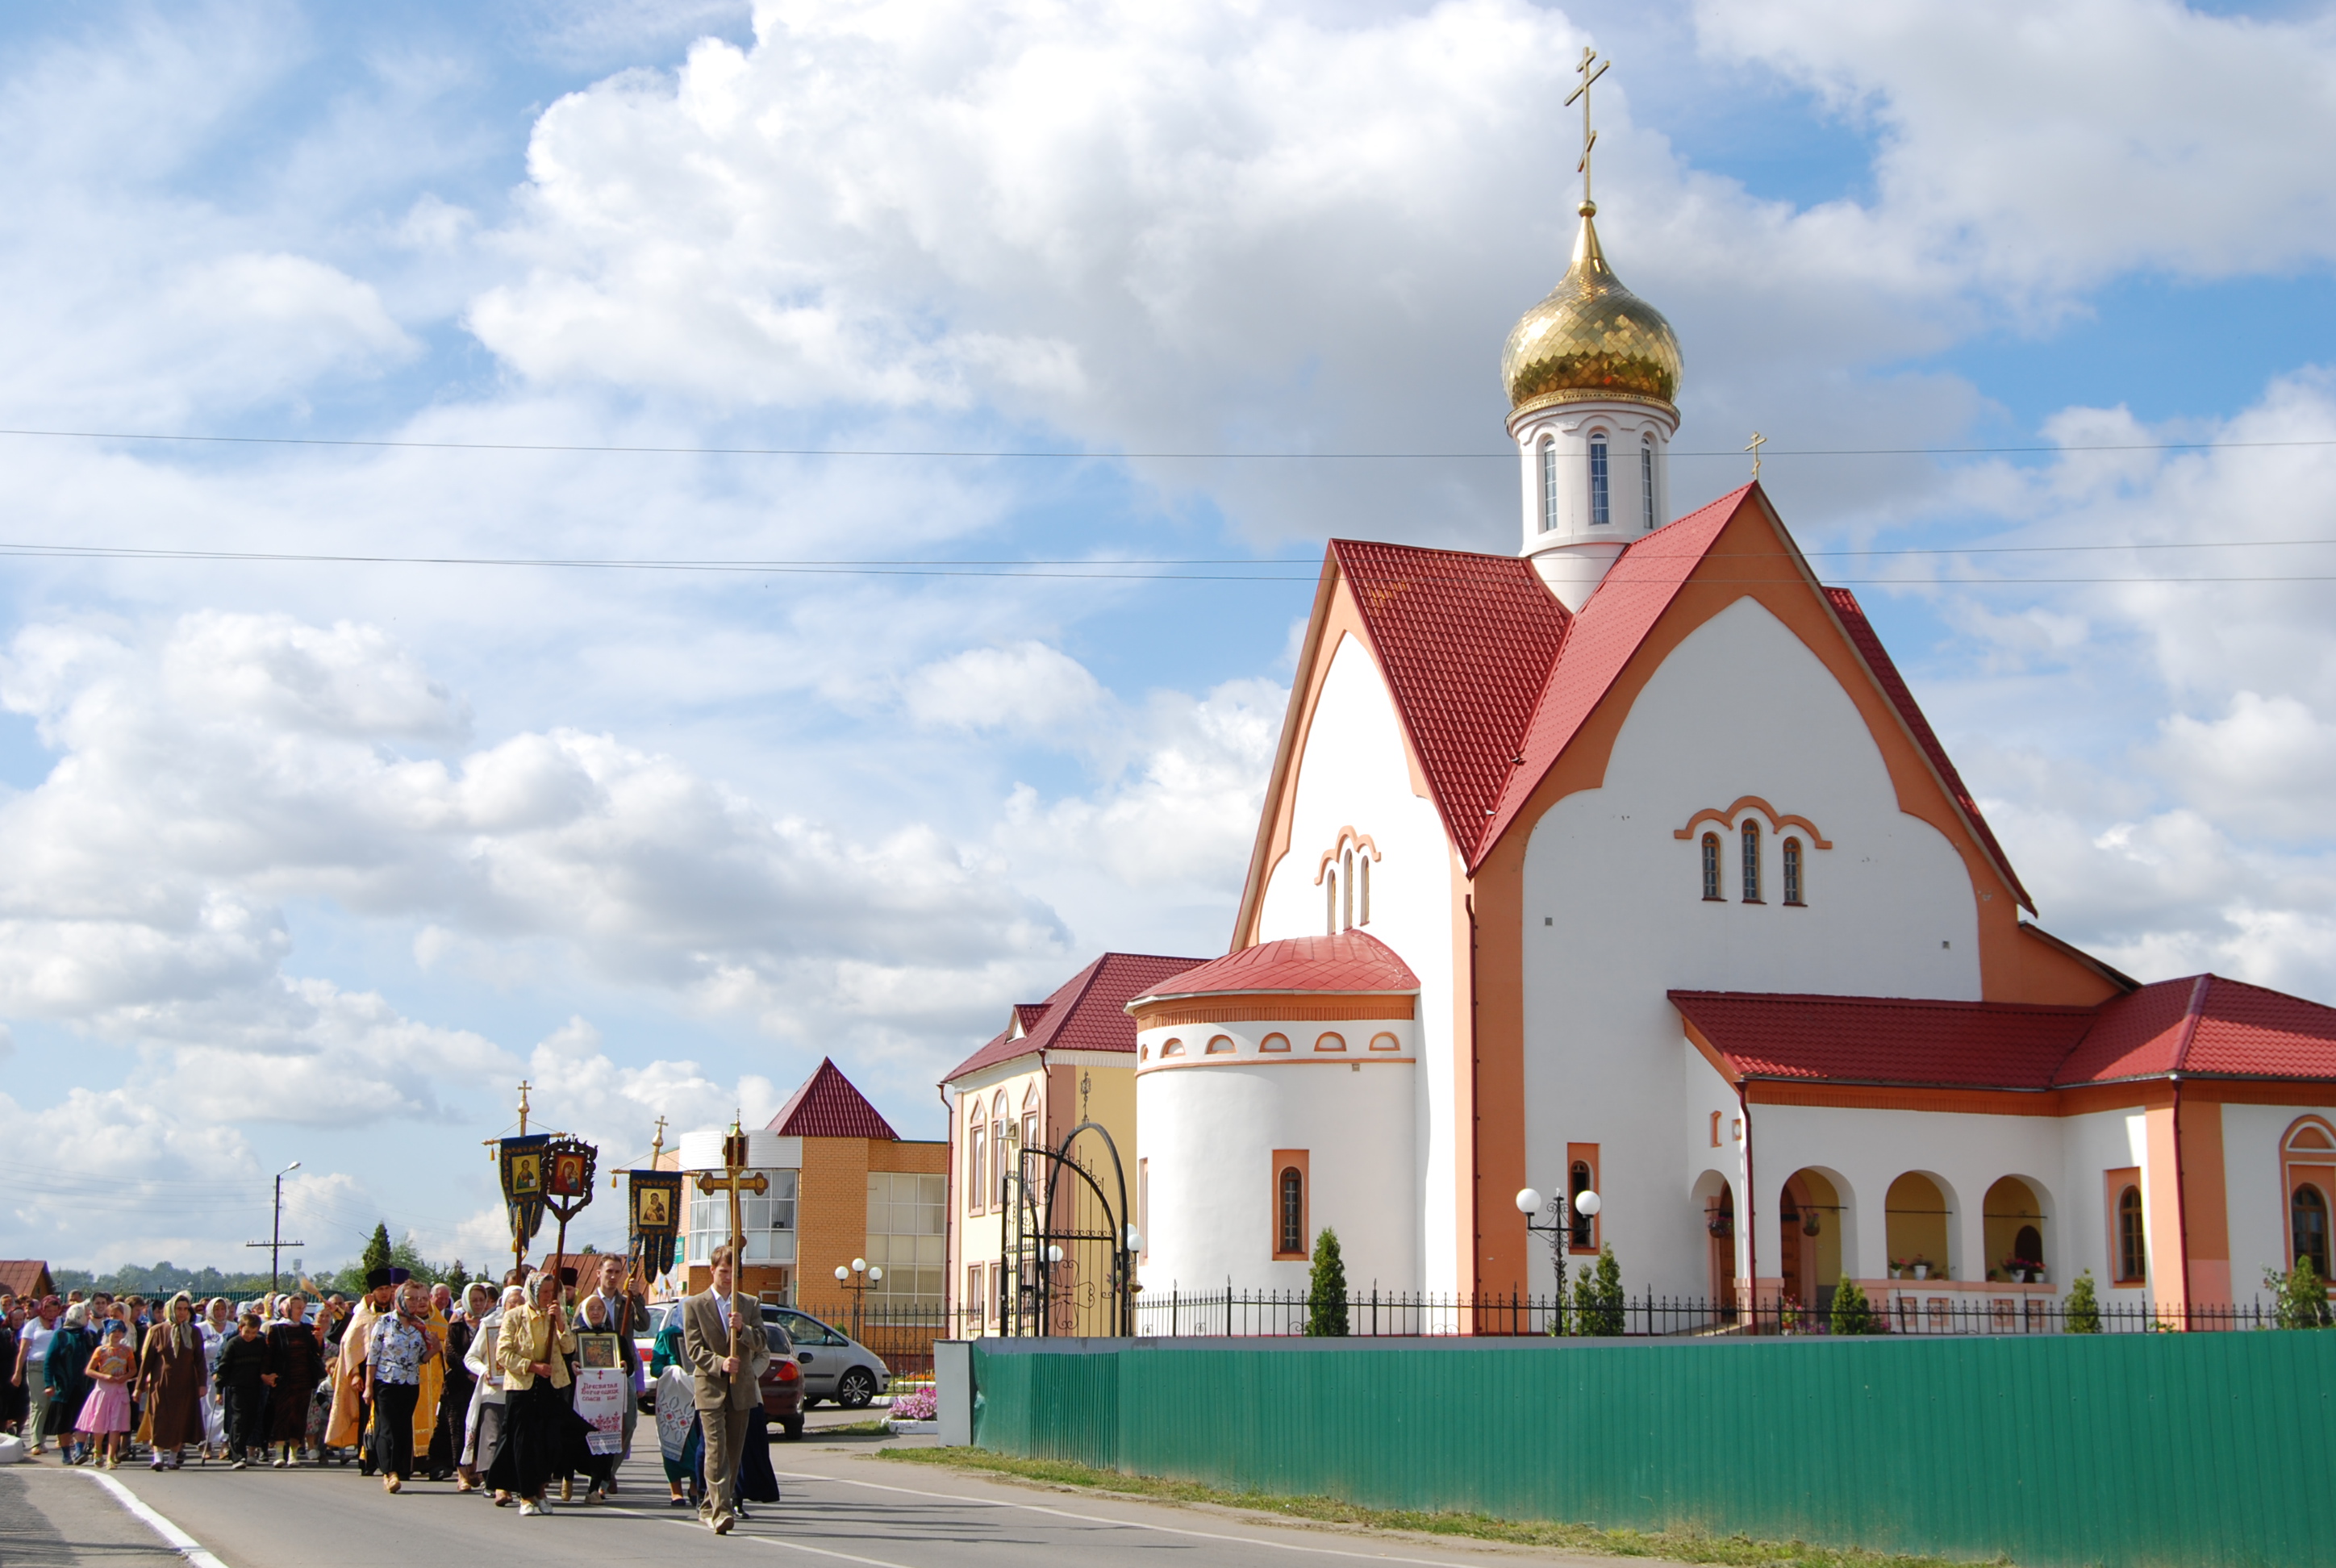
top-left (265, 1295), bottom-right (326, 1467)
top-left (136, 1294), bottom-right (206, 1470)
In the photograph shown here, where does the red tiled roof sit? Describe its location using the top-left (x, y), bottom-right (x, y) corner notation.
top-left (1132, 930), bottom-right (1420, 1005)
top-left (2056, 975), bottom-right (2336, 1084)
top-left (1332, 540), bottom-right (1571, 863)
top-left (1012, 1003), bottom-right (1050, 1034)
top-left (1825, 587), bottom-right (2034, 915)
top-left (1671, 990), bottom-right (2094, 1089)
top-left (941, 952), bottom-right (1211, 1083)
top-left (1484, 487), bottom-right (1750, 859)
top-left (769, 1058), bottom-right (900, 1141)
top-left (1674, 974), bottom-right (2336, 1091)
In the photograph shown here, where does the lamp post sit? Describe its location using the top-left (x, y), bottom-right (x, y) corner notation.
top-left (1516, 1182), bottom-right (1600, 1325)
top-left (834, 1257), bottom-right (882, 1340)
top-left (246, 1160), bottom-right (307, 1295)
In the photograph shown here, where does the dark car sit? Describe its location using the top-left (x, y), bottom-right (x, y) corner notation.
top-left (635, 1302), bottom-right (806, 1439)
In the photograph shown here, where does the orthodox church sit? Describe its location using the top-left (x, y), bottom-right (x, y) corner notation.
top-left (1120, 112), bottom-right (2336, 1323)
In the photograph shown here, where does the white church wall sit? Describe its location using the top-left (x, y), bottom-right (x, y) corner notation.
top-left (1526, 598), bottom-right (1985, 1298)
top-left (1255, 632), bottom-right (1459, 1293)
top-left (2059, 1106), bottom-right (2153, 1298)
top-left (1679, 1044), bottom-right (1749, 1295)
top-left (1134, 1028), bottom-right (1420, 1299)
top-left (2221, 1101), bottom-right (2336, 1299)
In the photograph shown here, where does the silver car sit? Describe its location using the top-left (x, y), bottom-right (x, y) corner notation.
top-left (767, 1307), bottom-right (890, 1409)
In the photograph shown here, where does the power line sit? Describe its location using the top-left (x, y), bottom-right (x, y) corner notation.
top-left (0, 425), bottom-right (2331, 461)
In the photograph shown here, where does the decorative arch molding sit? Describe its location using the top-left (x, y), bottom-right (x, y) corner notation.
top-left (1314, 827), bottom-right (1383, 885)
top-left (1673, 795), bottom-right (1833, 851)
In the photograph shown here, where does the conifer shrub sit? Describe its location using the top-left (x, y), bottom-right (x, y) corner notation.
top-left (1573, 1245), bottom-right (1625, 1337)
top-left (2063, 1269), bottom-right (2101, 1333)
top-left (1306, 1227), bottom-right (1349, 1337)
top-left (1829, 1276), bottom-right (1877, 1335)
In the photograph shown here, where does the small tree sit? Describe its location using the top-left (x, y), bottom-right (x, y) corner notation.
top-left (444, 1259), bottom-right (470, 1294)
top-left (2063, 1269), bottom-right (2102, 1334)
top-left (1829, 1276), bottom-right (1877, 1336)
top-left (1573, 1245), bottom-right (1625, 1337)
top-left (361, 1222), bottom-right (393, 1280)
top-left (1306, 1227), bottom-right (1349, 1337)
top-left (2267, 1257), bottom-right (2333, 1329)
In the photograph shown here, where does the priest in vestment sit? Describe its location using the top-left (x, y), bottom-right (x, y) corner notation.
top-left (408, 1294), bottom-right (449, 1473)
top-left (325, 1270), bottom-right (398, 1459)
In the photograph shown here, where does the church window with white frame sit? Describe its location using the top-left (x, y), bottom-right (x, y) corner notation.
top-left (1541, 437), bottom-right (1560, 532)
top-left (1641, 436), bottom-right (1656, 530)
top-left (1740, 820), bottom-right (1762, 903)
top-left (1700, 832), bottom-right (1722, 900)
top-left (1588, 435), bottom-right (1611, 525)
top-left (1783, 837), bottom-right (1804, 906)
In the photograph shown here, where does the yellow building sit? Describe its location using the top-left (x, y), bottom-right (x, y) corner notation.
top-left (941, 953), bottom-right (1203, 1337)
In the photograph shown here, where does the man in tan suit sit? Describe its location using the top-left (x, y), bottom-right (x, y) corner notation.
top-left (682, 1243), bottom-right (770, 1534)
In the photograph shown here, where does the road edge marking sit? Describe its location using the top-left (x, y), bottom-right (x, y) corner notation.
top-left (77, 1467), bottom-right (236, 1568)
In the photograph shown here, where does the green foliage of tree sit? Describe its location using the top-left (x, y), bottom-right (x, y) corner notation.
top-left (1306, 1227), bottom-right (1349, 1337)
top-left (445, 1259), bottom-right (469, 1293)
top-left (2266, 1257), bottom-right (2333, 1328)
top-left (48, 1262), bottom-right (278, 1300)
top-left (2063, 1269), bottom-right (2102, 1334)
top-left (361, 1222), bottom-right (393, 1278)
top-left (388, 1233), bottom-right (437, 1283)
top-left (1572, 1245), bottom-right (1625, 1337)
top-left (1829, 1276), bottom-right (1877, 1335)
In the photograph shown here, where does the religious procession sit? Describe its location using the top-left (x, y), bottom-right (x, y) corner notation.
top-left (2, 1109), bottom-right (790, 1536)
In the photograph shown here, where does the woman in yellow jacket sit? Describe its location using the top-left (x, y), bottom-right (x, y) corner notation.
top-left (484, 1273), bottom-right (578, 1516)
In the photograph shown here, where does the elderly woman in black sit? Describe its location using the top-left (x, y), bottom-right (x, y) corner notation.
top-left (486, 1271), bottom-right (586, 1516)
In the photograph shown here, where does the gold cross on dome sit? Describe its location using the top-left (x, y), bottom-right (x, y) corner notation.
top-left (1563, 46), bottom-right (1610, 207)
top-left (1746, 432), bottom-right (1767, 479)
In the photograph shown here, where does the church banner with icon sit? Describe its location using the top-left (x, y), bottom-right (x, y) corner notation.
top-left (499, 1132), bottom-right (551, 1249)
top-left (628, 1169), bottom-right (683, 1278)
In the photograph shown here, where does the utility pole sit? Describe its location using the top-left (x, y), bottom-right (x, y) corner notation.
top-left (245, 1161), bottom-right (307, 1294)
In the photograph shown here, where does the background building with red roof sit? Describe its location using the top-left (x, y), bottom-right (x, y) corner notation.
top-left (1113, 186), bottom-right (2336, 1324)
top-left (654, 1057), bottom-right (944, 1314)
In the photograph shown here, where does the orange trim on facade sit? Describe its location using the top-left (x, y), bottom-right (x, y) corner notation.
top-left (1566, 1142), bottom-right (1601, 1253)
top-left (1128, 992), bottom-right (1417, 1028)
top-left (1135, 1054), bottom-right (1416, 1074)
top-left (1315, 828), bottom-right (1383, 885)
top-left (2142, 1105), bottom-right (2188, 1317)
top-left (2180, 1099), bottom-right (2232, 1303)
top-left (2104, 1167), bottom-right (2144, 1286)
top-left (1672, 795), bottom-right (1833, 850)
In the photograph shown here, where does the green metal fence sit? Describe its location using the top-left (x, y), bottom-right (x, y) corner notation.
top-left (968, 1332), bottom-right (2336, 1568)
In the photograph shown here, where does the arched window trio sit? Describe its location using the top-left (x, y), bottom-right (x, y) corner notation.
top-left (1694, 815), bottom-right (1812, 907)
top-left (1319, 830), bottom-right (1379, 936)
top-left (1537, 431), bottom-right (1661, 533)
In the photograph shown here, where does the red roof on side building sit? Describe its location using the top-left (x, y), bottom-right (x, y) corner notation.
top-left (1673, 974), bottom-right (2336, 1091)
top-left (941, 952), bottom-right (1212, 1084)
top-left (769, 1058), bottom-right (900, 1141)
top-left (1131, 930), bottom-right (1420, 1006)
top-left (0, 1259), bottom-right (54, 1299)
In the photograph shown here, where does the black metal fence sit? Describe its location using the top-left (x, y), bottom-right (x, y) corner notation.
top-left (1124, 1287), bottom-right (2312, 1337)
top-left (791, 1299), bottom-right (950, 1382)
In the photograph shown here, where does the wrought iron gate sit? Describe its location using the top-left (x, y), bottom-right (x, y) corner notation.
top-left (997, 1120), bottom-right (1134, 1337)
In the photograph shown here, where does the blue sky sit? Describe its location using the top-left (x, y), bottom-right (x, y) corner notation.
top-left (2, 0), bottom-right (2334, 1274)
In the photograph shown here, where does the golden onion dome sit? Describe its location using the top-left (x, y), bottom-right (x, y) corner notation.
top-left (1501, 202), bottom-right (1682, 415)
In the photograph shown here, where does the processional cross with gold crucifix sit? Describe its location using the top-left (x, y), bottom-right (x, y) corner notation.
top-left (695, 1117), bottom-right (767, 1370)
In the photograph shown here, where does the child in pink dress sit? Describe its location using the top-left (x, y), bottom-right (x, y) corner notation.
top-left (79, 1321), bottom-right (136, 1469)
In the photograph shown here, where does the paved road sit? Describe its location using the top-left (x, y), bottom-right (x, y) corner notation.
top-left (1, 1439), bottom-right (1672, 1568)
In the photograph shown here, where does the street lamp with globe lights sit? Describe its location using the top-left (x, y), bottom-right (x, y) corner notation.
top-left (836, 1257), bottom-right (882, 1339)
top-left (1516, 1182), bottom-right (1600, 1300)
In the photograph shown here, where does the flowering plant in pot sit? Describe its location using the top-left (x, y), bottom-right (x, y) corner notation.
top-left (1911, 1255), bottom-right (1932, 1280)
top-left (1888, 1257), bottom-right (1907, 1279)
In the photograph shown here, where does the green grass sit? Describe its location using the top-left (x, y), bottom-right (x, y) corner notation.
top-left (876, 1448), bottom-right (2008, 1568)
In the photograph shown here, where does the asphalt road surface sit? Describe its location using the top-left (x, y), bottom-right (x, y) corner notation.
top-left (0, 1436), bottom-right (1675, 1568)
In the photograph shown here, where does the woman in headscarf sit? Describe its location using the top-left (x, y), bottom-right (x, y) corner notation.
top-left (465, 1283), bottom-right (522, 1499)
top-left (438, 1282), bottom-right (487, 1487)
top-left (197, 1298), bottom-right (233, 1458)
top-left (649, 1306), bottom-right (703, 1508)
top-left (265, 1294), bottom-right (326, 1468)
top-left (44, 1303), bottom-right (100, 1465)
top-left (486, 1270), bottom-right (588, 1516)
top-left (136, 1293), bottom-right (207, 1470)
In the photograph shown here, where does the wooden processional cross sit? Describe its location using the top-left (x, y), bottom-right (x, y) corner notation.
top-left (695, 1120), bottom-right (767, 1368)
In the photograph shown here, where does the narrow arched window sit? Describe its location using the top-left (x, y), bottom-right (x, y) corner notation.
top-left (1569, 1160), bottom-right (1593, 1248)
top-left (1641, 436), bottom-right (1656, 530)
top-left (1324, 868), bottom-right (1337, 936)
top-left (1341, 849), bottom-right (1355, 931)
top-left (1588, 436), bottom-right (1611, 525)
top-left (1700, 833), bottom-right (1721, 900)
top-left (2117, 1186), bottom-right (2146, 1283)
top-left (1782, 838), bottom-right (1804, 906)
top-left (1540, 438), bottom-right (1560, 532)
top-left (1741, 820), bottom-right (1762, 903)
top-left (2295, 1186), bottom-right (2330, 1277)
top-left (1359, 855), bottom-right (1370, 925)
top-left (1279, 1167), bottom-right (1305, 1255)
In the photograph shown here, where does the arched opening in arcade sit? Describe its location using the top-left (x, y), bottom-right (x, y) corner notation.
top-left (1983, 1176), bottom-right (2050, 1283)
top-left (1778, 1168), bottom-right (1845, 1312)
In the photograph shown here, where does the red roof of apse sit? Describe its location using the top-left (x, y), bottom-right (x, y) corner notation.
top-left (941, 952), bottom-right (1211, 1083)
top-left (1132, 930), bottom-right (1420, 1006)
top-left (769, 1058), bottom-right (901, 1141)
top-left (2054, 974), bottom-right (2336, 1084)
